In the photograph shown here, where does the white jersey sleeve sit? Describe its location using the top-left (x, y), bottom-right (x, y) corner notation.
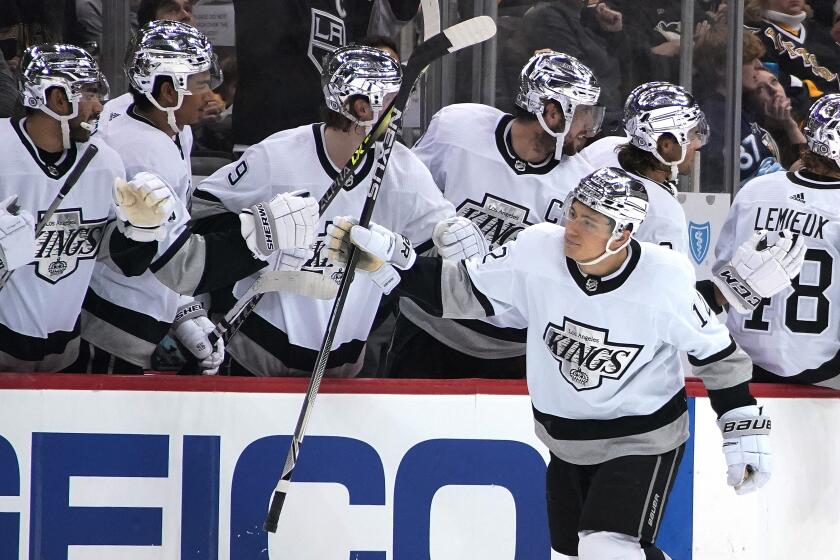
top-left (194, 142), bottom-right (275, 213)
top-left (411, 109), bottom-right (449, 194)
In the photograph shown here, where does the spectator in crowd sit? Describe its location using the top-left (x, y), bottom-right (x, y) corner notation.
top-left (746, 0), bottom-right (840, 102)
top-left (0, 0), bottom-right (21, 74)
top-left (500, 0), bottom-right (626, 131)
top-left (745, 66), bottom-right (807, 168)
top-left (137, 0), bottom-right (196, 27)
top-left (231, 0), bottom-right (420, 149)
top-left (193, 53), bottom-right (238, 154)
top-left (610, 0), bottom-right (712, 90)
top-left (695, 24), bottom-right (782, 190)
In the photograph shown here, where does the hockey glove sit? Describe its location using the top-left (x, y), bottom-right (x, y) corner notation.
top-left (239, 190), bottom-right (318, 260)
top-left (113, 172), bottom-right (178, 242)
top-left (433, 216), bottom-right (489, 261)
top-left (712, 229), bottom-right (806, 314)
top-left (718, 405), bottom-right (772, 495)
top-left (172, 297), bottom-right (224, 375)
top-left (0, 196), bottom-right (36, 273)
top-left (325, 216), bottom-right (414, 294)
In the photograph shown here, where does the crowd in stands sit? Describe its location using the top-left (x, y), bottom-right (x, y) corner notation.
top-left (1, 0), bottom-right (839, 382)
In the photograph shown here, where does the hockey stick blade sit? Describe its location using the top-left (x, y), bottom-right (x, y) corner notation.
top-left (263, 17), bottom-right (496, 535)
top-left (0, 143), bottom-right (98, 291)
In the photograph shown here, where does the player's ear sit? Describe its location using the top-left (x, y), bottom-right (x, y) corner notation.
top-left (657, 133), bottom-right (680, 162)
top-left (609, 228), bottom-right (632, 250)
top-left (542, 101), bottom-right (564, 131)
top-left (351, 97), bottom-right (373, 122)
top-left (159, 80), bottom-right (179, 108)
top-left (46, 87), bottom-right (71, 116)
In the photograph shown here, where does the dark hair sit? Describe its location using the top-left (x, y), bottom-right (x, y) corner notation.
top-left (357, 35), bottom-right (400, 59)
top-left (616, 141), bottom-right (674, 176)
top-left (322, 94), bottom-right (367, 132)
top-left (129, 75), bottom-right (173, 111)
top-left (511, 98), bottom-right (562, 121)
top-left (801, 149), bottom-right (840, 175)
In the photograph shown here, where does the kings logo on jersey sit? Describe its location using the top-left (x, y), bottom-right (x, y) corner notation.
top-left (32, 208), bottom-right (107, 284)
top-left (457, 194), bottom-right (533, 249)
top-left (543, 318), bottom-right (643, 391)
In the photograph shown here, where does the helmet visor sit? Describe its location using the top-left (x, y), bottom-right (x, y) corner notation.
top-left (185, 55), bottom-right (222, 94)
top-left (688, 118), bottom-right (709, 147)
top-left (79, 76), bottom-right (110, 103)
top-left (560, 193), bottom-right (615, 238)
top-left (572, 104), bottom-right (605, 138)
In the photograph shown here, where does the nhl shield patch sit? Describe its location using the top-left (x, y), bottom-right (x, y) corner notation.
top-left (688, 221), bottom-right (711, 265)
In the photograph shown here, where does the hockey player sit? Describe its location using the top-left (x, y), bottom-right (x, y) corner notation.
top-left (191, 44), bottom-right (454, 377)
top-left (581, 81), bottom-right (804, 315)
top-left (0, 44), bottom-right (125, 371)
top-left (714, 93), bottom-right (840, 387)
top-left (389, 50), bottom-right (601, 379)
top-left (76, 21), bottom-right (221, 373)
top-left (326, 167), bottom-right (772, 560)
top-left (76, 21), bottom-right (318, 374)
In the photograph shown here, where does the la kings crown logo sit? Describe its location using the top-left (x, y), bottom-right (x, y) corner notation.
top-left (33, 208), bottom-right (106, 283)
top-left (543, 318), bottom-right (643, 391)
top-left (458, 194), bottom-right (533, 249)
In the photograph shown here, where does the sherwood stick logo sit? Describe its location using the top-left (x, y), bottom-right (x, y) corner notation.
top-left (543, 317), bottom-right (643, 391)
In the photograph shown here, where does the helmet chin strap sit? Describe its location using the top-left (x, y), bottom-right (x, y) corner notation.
top-left (146, 92), bottom-right (184, 135)
top-left (575, 235), bottom-right (631, 266)
top-left (40, 102), bottom-right (79, 150)
top-left (536, 110), bottom-right (569, 160)
top-left (652, 142), bottom-right (687, 182)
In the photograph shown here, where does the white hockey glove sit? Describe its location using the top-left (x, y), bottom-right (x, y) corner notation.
top-left (239, 190), bottom-right (318, 260)
top-left (172, 297), bottom-right (224, 375)
top-left (718, 405), bottom-right (772, 495)
top-left (0, 196), bottom-right (36, 273)
top-left (325, 216), bottom-right (415, 294)
top-left (433, 216), bottom-right (489, 261)
top-left (712, 229), bottom-right (806, 314)
top-left (113, 172), bottom-right (178, 242)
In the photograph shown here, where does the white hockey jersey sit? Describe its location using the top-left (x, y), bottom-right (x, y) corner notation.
top-left (580, 135), bottom-right (690, 256)
top-left (715, 170), bottom-right (840, 386)
top-left (83, 105), bottom-right (195, 367)
top-left (0, 118), bottom-right (124, 371)
top-left (195, 123), bottom-right (454, 376)
top-left (402, 103), bottom-right (595, 358)
top-left (399, 223), bottom-right (752, 464)
top-left (98, 92), bottom-right (194, 150)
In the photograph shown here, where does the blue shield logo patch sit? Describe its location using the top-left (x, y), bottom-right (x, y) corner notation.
top-left (688, 221), bottom-right (711, 264)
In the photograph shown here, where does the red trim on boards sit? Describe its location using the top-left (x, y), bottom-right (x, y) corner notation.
top-left (0, 373), bottom-right (838, 398)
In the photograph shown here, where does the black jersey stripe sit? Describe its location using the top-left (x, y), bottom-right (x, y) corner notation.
top-left (533, 389), bottom-right (688, 441)
top-left (0, 317), bottom-right (81, 361)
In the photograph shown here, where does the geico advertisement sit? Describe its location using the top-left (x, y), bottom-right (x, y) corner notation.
top-left (0, 388), bottom-right (694, 559)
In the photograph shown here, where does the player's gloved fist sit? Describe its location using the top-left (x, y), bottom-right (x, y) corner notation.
top-left (172, 297), bottom-right (224, 375)
top-left (433, 216), bottom-right (489, 261)
top-left (113, 172), bottom-right (178, 242)
top-left (239, 190), bottom-right (318, 260)
top-left (0, 195), bottom-right (36, 273)
top-left (712, 229), bottom-right (805, 314)
top-left (718, 405), bottom-right (772, 495)
top-left (325, 216), bottom-right (411, 294)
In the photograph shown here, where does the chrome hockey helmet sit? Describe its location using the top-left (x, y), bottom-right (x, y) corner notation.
top-left (514, 50), bottom-right (604, 159)
top-left (563, 166), bottom-right (649, 265)
top-left (18, 43), bottom-right (110, 149)
top-left (804, 93), bottom-right (840, 168)
top-left (126, 20), bottom-right (221, 134)
top-left (623, 81), bottom-right (708, 180)
top-left (322, 45), bottom-right (402, 133)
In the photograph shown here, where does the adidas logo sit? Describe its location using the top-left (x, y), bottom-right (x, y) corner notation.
top-left (789, 192), bottom-right (806, 203)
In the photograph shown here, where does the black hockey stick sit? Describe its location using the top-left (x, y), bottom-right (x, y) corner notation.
top-left (207, 12), bottom-right (475, 349)
top-left (0, 143), bottom-right (98, 292)
top-left (263, 15), bottom-right (497, 534)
